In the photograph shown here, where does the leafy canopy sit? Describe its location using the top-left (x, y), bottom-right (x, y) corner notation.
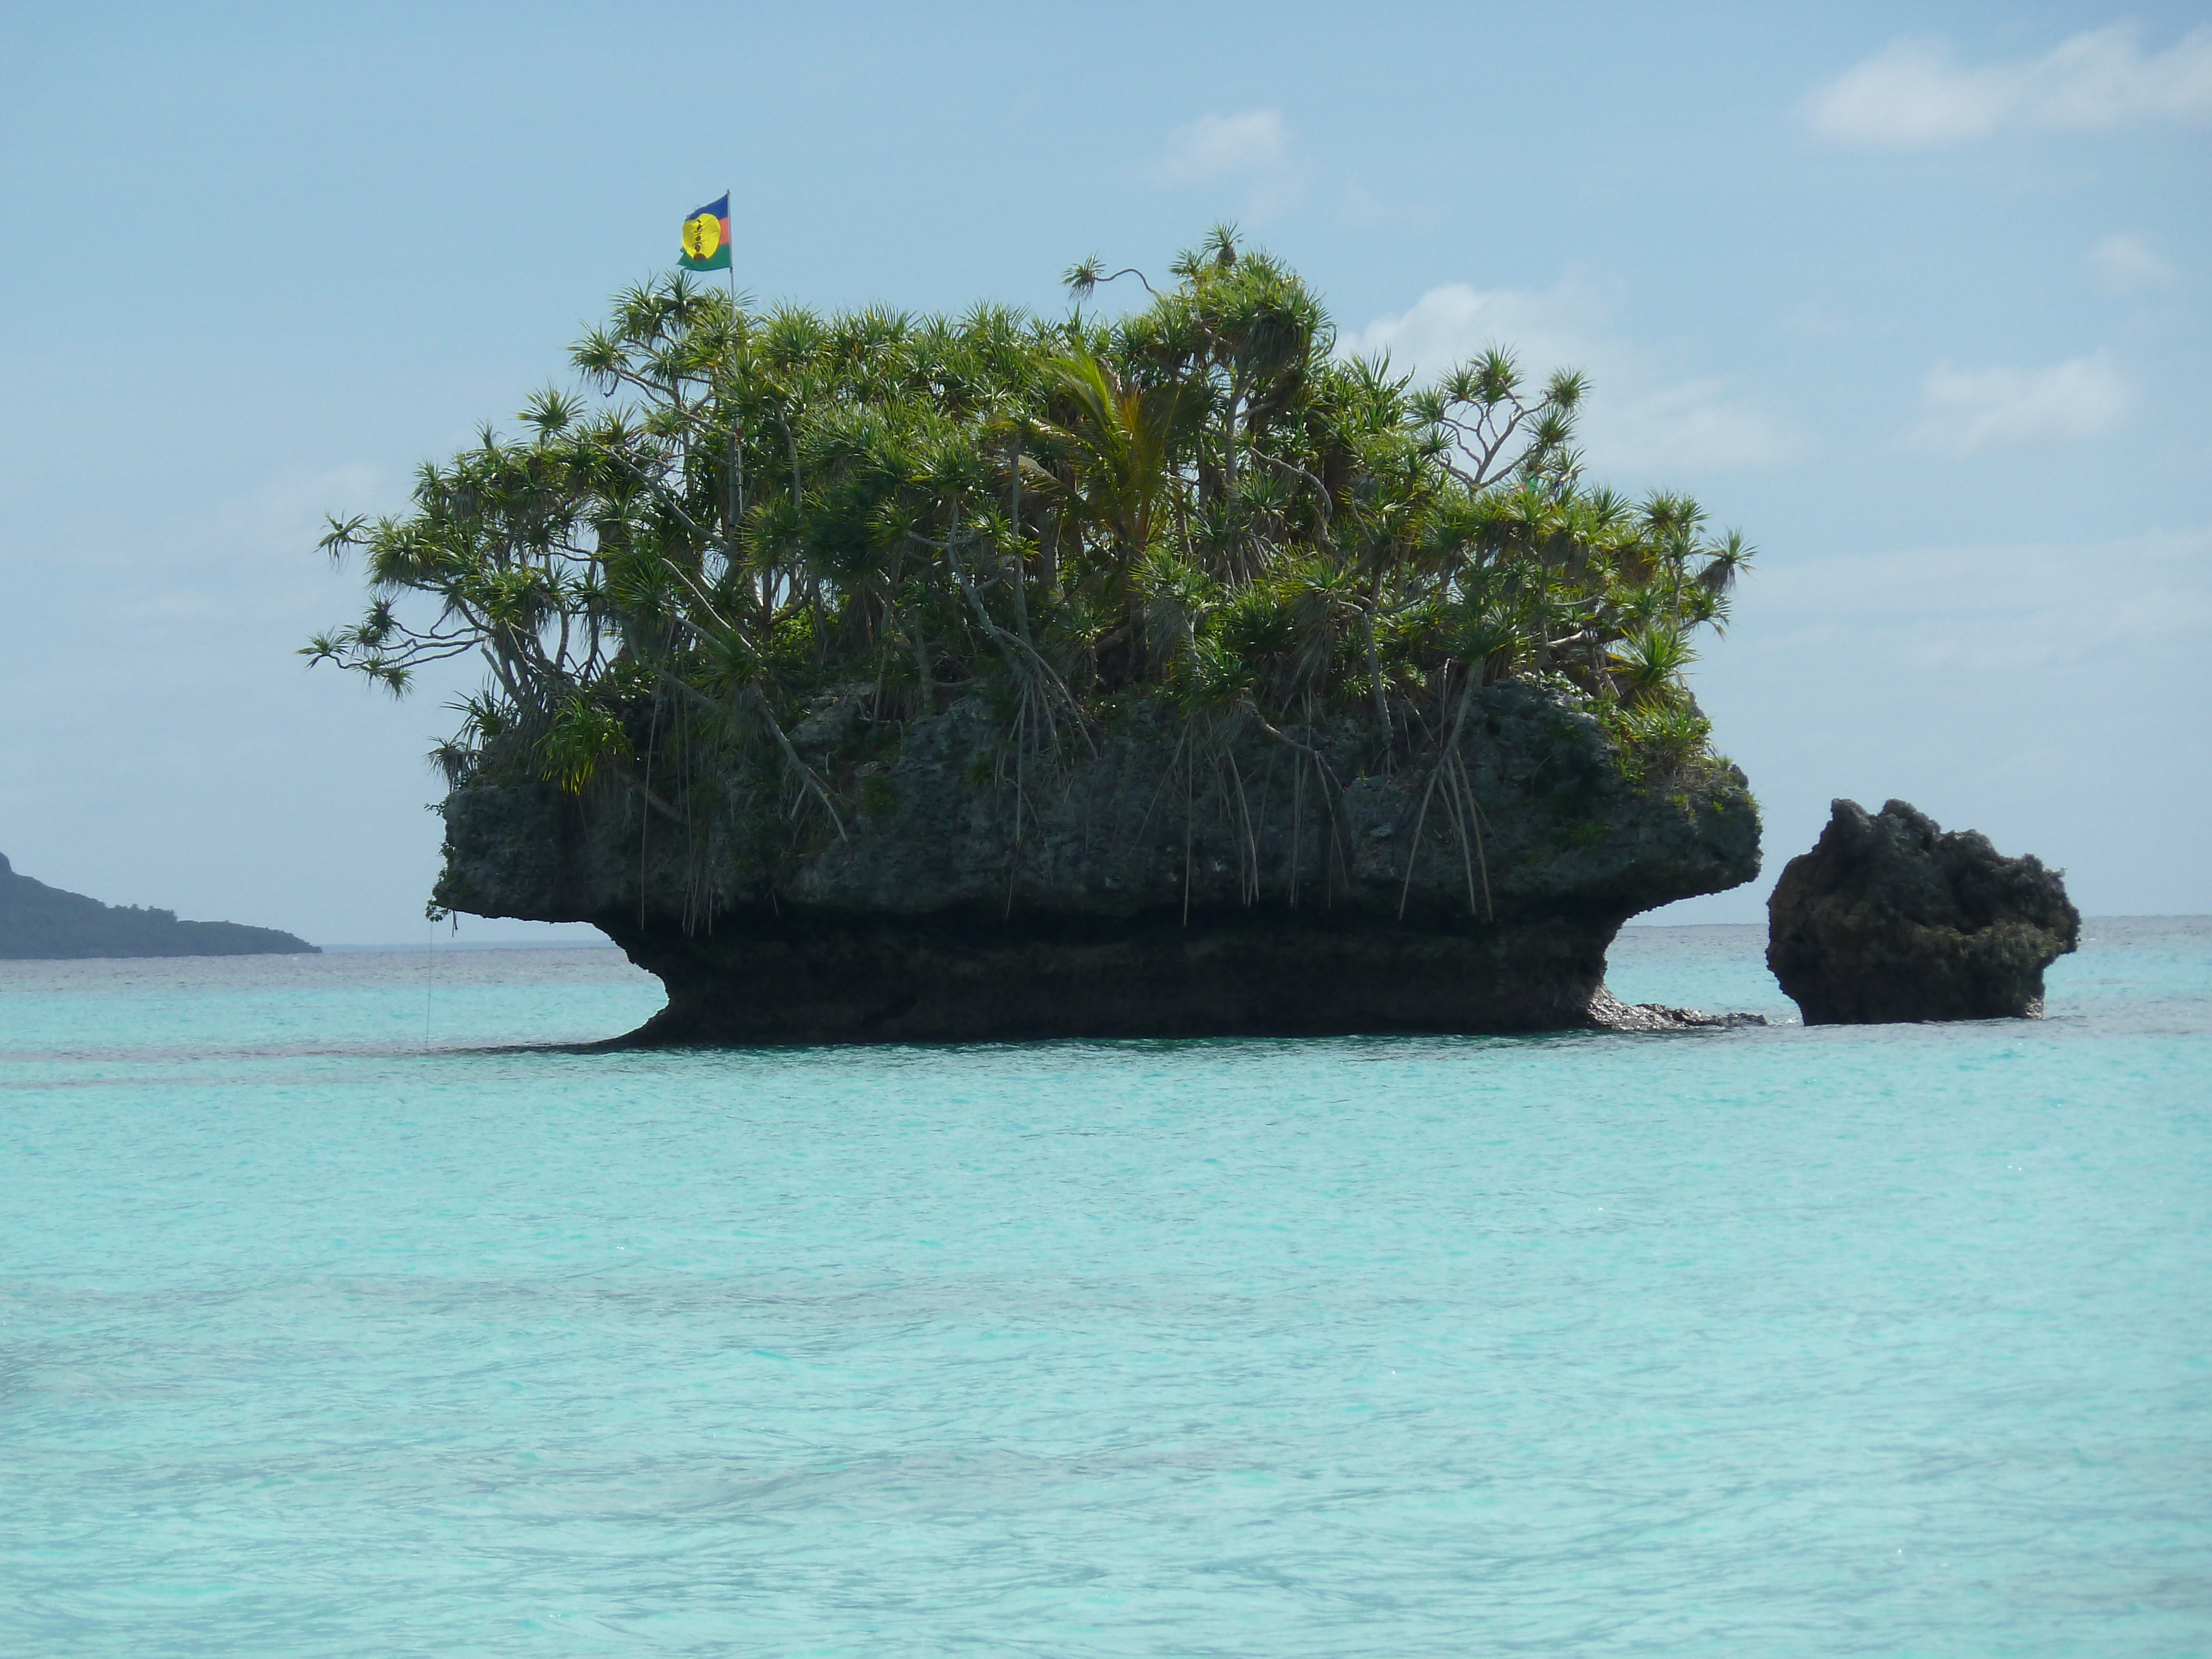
top-left (309, 228), bottom-right (1749, 803)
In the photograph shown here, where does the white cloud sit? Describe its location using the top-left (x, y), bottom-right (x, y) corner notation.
top-left (1660, 522), bottom-right (2212, 921)
top-left (2087, 233), bottom-right (2179, 295)
top-left (1805, 23), bottom-right (2212, 147)
top-left (1335, 181), bottom-right (1444, 232)
top-left (1747, 526), bottom-right (2212, 680)
top-left (1910, 353), bottom-right (2130, 453)
top-left (1156, 109), bottom-right (1288, 181)
top-left (1345, 282), bottom-right (1577, 372)
top-left (1152, 109), bottom-right (1305, 217)
top-left (1345, 280), bottom-right (1807, 477)
top-left (1602, 378), bottom-right (1807, 474)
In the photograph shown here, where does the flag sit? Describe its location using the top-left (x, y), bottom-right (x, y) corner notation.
top-left (680, 193), bottom-right (732, 272)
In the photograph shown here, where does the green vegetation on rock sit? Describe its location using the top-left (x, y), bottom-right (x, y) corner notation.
top-left (309, 229), bottom-right (1749, 846)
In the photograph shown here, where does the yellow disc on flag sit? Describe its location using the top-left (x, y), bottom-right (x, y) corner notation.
top-left (682, 213), bottom-right (722, 262)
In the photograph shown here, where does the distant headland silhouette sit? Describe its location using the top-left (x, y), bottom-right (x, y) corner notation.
top-left (0, 853), bottom-right (317, 959)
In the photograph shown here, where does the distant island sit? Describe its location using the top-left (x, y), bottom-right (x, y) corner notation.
top-left (0, 853), bottom-right (319, 959)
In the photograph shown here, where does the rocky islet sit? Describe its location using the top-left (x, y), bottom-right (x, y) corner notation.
top-left (1766, 798), bottom-right (2079, 1024)
top-left (437, 683), bottom-right (1762, 1041)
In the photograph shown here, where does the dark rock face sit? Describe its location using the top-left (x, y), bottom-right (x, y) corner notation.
top-left (437, 685), bottom-right (1761, 1042)
top-left (1767, 799), bottom-right (2079, 1024)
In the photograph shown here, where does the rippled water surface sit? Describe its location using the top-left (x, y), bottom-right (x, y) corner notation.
top-left (3, 921), bottom-right (2208, 1656)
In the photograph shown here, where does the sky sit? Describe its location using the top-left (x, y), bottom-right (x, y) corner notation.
top-left (2, 1), bottom-right (2206, 943)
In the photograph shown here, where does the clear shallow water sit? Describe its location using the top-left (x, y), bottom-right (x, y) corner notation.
top-left (2, 922), bottom-right (2208, 1657)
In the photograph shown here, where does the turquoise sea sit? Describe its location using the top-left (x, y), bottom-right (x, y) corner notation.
top-left (2, 920), bottom-right (2208, 1656)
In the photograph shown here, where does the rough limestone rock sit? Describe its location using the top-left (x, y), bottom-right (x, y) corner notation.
top-left (1767, 799), bottom-right (2079, 1024)
top-left (437, 684), bottom-right (1761, 1042)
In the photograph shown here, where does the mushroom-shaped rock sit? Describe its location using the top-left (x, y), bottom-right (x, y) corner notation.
top-left (438, 685), bottom-right (1762, 1042)
top-left (1767, 799), bottom-right (2079, 1024)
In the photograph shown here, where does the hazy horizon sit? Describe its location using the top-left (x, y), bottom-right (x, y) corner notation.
top-left (5, 2), bottom-right (2206, 943)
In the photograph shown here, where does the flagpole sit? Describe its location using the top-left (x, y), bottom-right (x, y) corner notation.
top-left (724, 189), bottom-right (743, 538)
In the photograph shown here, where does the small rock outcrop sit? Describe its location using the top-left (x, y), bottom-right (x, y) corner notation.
top-left (437, 684), bottom-right (1762, 1043)
top-left (1766, 800), bottom-right (2078, 1024)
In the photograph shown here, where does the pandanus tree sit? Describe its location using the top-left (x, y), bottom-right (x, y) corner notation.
top-left (1039, 354), bottom-right (1185, 588)
top-left (309, 227), bottom-right (1750, 831)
